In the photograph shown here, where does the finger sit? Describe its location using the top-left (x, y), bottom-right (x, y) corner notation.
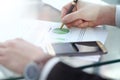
top-left (62, 10), bottom-right (82, 23)
top-left (78, 22), bottom-right (89, 28)
top-left (61, 2), bottom-right (77, 18)
top-left (66, 24), bottom-right (73, 28)
top-left (61, 2), bottom-right (72, 18)
top-left (65, 19), bottom-right (83, 28)
top-left (88, 21), bottom-right (96, 27)
top-left (72, 19), bottom-right (83, 26)
top-left (72, 5), bottom-right (77, 12)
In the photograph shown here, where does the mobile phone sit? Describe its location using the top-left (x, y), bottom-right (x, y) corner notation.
top-left (46, 41), bottom-right (107, 56)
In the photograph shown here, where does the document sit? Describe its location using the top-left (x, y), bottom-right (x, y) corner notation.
top-left (45, 23), bottom-right (107, 44)
top-left (39, 20), bottom-right (107, 61)
top-left (0, 19), bottom-right (108, 61)
top-left (24, 20), bottom-right (107, 44)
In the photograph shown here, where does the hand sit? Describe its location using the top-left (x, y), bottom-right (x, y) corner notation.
top-left (61, 0), bottom-right (116, 28)
top-left (0, 38), bottom-right (48, 74)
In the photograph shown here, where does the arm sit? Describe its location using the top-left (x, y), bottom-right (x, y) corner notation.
top-left (61, 1), bottom-right (116, 28)
top-left (0, 38), bottom-right (50, 74)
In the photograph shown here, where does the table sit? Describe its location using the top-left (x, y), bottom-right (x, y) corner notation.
top-left (0, 0), bottom-right (120, 80)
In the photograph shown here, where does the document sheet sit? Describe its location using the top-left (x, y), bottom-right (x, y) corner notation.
top-left (0, 19), bottom-right (108, 61)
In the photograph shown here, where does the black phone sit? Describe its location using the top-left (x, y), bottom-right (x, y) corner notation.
top-left (46, 41), bottom-right (107, 56)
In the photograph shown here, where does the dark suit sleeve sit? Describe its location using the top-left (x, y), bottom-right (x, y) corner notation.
top-left (40, 58), bottom-right (110, 80)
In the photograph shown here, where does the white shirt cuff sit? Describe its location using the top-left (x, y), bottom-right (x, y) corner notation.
top-left (39, 57), bottom-right (60, 80)
top-left (116, 5), bottom-right (120, 28)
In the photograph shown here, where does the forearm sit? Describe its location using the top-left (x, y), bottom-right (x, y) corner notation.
top-left (97, 5), bottom-right (116, 26)
top-left (116, 5), bottom-right (120, 28)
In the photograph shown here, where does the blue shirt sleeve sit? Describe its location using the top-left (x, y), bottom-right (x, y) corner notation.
top-left (116, 5), bottom-right (120, 28)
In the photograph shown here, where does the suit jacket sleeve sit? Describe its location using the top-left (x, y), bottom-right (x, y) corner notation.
top-left (116, 5), bottom-right (120, 27)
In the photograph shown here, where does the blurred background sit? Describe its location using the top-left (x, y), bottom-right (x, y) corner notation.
top-left (103, 0), bottom-right (120, 4)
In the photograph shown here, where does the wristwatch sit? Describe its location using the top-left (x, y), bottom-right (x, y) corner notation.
top-left (24, 57), bottom-right (60, 80)
top-left (24, 62), bottom-right (42, 80)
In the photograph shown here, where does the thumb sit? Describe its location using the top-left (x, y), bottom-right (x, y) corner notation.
top-left (62, 11), bottom-right (82, 23)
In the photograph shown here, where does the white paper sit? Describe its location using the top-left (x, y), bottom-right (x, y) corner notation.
top-left (0, 19), bottom-right (108, 61)
top-left (37, 20), bottom-right (108, 44)
top-left (37, 20), bottom-right (107, 61)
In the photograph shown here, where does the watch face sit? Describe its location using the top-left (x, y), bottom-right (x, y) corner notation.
top-left (24, 62), bottom-right (41, 80)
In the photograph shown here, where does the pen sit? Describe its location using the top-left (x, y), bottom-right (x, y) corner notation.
top-left (60, 0), bottom-right (78, 29)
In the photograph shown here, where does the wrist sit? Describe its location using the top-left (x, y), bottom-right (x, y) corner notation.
top-left (34, 54), bottom-right (53, 68)
top-left (108, 5), bottom-right (116, 26)
top-left (97, 5), bottom-right (116, 26)
top-left (104, 5), bottom-right (116, 25)
top-left (24, 56), bottom-right (56, 80)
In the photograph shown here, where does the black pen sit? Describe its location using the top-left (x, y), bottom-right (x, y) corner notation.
top-left (60, 0), bottom-right (78, 29)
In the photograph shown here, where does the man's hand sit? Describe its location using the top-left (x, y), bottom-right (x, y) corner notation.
top-left (0, 38), bottom-right (47, 74)
top-left (61, 0), bottom-right (116, 28)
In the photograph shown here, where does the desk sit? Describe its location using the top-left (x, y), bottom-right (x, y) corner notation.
top-left (0, 0), bottom-right (120, 80)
